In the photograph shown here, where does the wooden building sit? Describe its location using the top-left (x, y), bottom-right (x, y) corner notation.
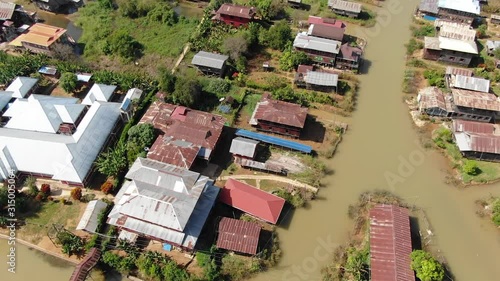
top-left (191, 51), bottom-right (229, 77)
top-left (293, 32), bottom-right (341, 66)
top-left (453, 120), bottom-right (500, 162)
top-left (212, 3), bottom-right (256, 27)
top-left (423, 36), bottom-right (478, 66)
top-left (328, 0), bottom-right (362, 18)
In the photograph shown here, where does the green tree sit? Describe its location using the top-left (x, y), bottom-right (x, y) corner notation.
top-left (279, 47), bottom-right (310, 71)
top-left (411, 250), bottom-right (445, 281)
top-left (162, 260), bottom-right (189, 281)
top-left (147, 3), bottom-right (178, 25)
top-left (104, 30), bottom-right (141, 60)
top-left (462, 160), bottom-right (481, 176)
top-left (260, 20), bottom-right (292, 51)
top-left (272, 86), bottom-right (308, 106)
top-left (344, 247), bottom-right (369, 281)
top-left (60, 72), bottom-right (77, 93)
top-left (222, 34), bottom-right (248, 61)
top-left (171, 76), bottom-right (201, 107)
top-left (492, 199), bottom-right (500, 226)
top-left (493, 48), bottom-right (500, 60)
top-left (56, 231), bottom-right (84, 256)
top-left (158, 67), bottom-right (176, 93)
top-left (477, 24), bottom-right (488, 39)
top-left (95, 143), bottom-right (127, 177)
top-left (126, 123), bottom-right (155, 163)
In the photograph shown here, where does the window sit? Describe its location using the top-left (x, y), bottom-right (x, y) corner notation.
top-left (459, 58), bottom-right (465, 62)
top-left (449, 57), bottom-right (455, 61)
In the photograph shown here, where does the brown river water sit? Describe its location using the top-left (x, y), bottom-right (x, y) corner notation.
top-left (2, 0), bottom-right (500, 280)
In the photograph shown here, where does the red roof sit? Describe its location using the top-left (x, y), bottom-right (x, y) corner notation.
top-left (219, 178), bottom-right (285, 224)
top-left (139, 101), bottom-right (226, 161)
top-left (453, 119), bottom-right (495, 134)
top-left (215, 4), bottom-right (256, 19)
top-left (340, 43), bottom-right (363, 61)
top-left (250, 94), bottom-right (308, 129)
top-left (308, 24), bottom-right (345, 41)
top-left (369, 204), bottom-right (415, 281)
top-left (307, 15), bottom-right (346, 29)
top-left (297, 64), bottom-right (314, 74)
top-left (147, 135), bottom-right (200, 169)
top-left (216, 217), bottom-right (261, 255)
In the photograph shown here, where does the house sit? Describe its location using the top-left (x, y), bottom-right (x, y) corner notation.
top-left (212, 3), bottom-right (256, 27)
top-left (81, 84), bottom-right (117, 106)
top-left (229, 137), bottom-right (259, 159)
top-left (417, 87), bottom-right (452, 117)
top-left (293, 32), bottom-right (341, 66)
top-left (9, 23), bottom-right (74, 56)
top-left (369, 204), bottom-right (415, 281)
top-left (328, 0), bottom-right (362, 18)
top-left (0, 94), bottom-right (122, 185)
top-left (336, 43), bottom-right (363, 71)
top-left (418, 0), bottom-right (439, 17)
top-left (107, 157), bottom-right (219, 251)
top-left (417, 86), bottom-right (500, 122)
top-left (219, 178), bottom-right (285, 224)
top-left (296, 70), bottom-right (339, 92)
top-left (76, 200), bottom-right (108, 233)
top-left (448, 74), bottom-right (490, 93)
top-left (445, 66), bottom-right (474, 78)
top-left (453, 119), bottom-right (500, 161)
top-left (31, 0), bottom-right (79, 12)
top-left (491, 14), bottom-right (500, 25)
top-left (249, 93), bottom-right (308, 138)
top-left (423, 36), bottom-right (478, 66)
top-left (436, 0), bottom-right (480, 24)
top-left (306, 22), bottom-right (345, 41)
top-left (4, 76), bottom-right (38, 98)
top-left (307, 15), bottom-right (346, 29)
top-left (434, 20), bottom-right (475, 41)
top-left (191, 51), bottom-right (229, 77)
top-left (120, 88), bottom-right (143, 121)
top-left (216, 217), bottom-right (261, 255)
top-left (486, 40), bottom-right (500, 56)
top-left (139, 101), bottom-right (226, 168)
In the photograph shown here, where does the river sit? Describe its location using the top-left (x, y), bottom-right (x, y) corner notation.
top-left (2, 0), bottom-right (500, 280)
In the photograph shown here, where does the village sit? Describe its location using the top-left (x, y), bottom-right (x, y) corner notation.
top-left (0, 0), bottom-right (499, 281)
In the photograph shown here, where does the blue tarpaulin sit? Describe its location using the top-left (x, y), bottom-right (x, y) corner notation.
top-left (163, 243), bottom-right (172, 251)
top-left (235, 129), bottom-right (312, 153)
top-left (423, 15), bottom-right (437, 21)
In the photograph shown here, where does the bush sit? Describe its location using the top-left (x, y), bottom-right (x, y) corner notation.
top-left (423, 69), bottom-right (445, 88)
top-left (206, 79), bottom-right (231, 94)
top-left (60, 72), bottom-right (77, 93)
top-left (462, 160), bottom-right (481, 176)
top-left (35, 192), bottom-right (45, 202)
top-left (101, 181), bottom-right (114, 194)
top-left (71, 187), bottom-right (82, 201)
top-left (56, 231), bottom-right (85, 256)
top-left (412, 24), bottom-right (435, 37)
top-left (477, 24), bottom-right (488, 39)
top-left (40, 184), bottom-right (51, 195)
top-left (279, 46), bottom-right (309, 71)
top-left (410, 250), bottom-right (445, 281)
top-left (406, 38), bottom-right (423, 55)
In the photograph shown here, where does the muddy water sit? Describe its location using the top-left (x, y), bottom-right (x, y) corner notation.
top-left (251, 1), bottom-right (500, 281)
top-left (1, 0), bottom-right (500, 281)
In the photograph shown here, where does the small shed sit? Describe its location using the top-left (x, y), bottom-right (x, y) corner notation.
top-left (216, 217), bottom-right (261, 255)
top-left (192, 51), bottom-right (229, 77)
top-left (262, 61), bottom-right (271, 71)
top-left (76, 73), bottom-right (93, 84)
top-left (38, 66), bottom-right (58, 77)
top-left (303, 71), bottom-right (338, 92)
top-left (491, 14), bottom-right (500, 25)
top-left (229, 137), bottom-right (259, 159)
top-left (76, 200), bottom-right (108, 233)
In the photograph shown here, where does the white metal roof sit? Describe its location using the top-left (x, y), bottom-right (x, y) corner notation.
top-left (438, 0), bottom-right (480, 15)
top-left (293, 32), bottom-right (341, 54)
top-left (450, 75), bottom-right (490, 93)
top-left (304, 71), bottom-right (339, 86)
top-left (76, 200), bottom-right (108, 232)
top-left (82, 84), bottom-right (116, 105)
top-left (229, 137), bottom-right (259, 158)
top-left (0, 100), bottom-right (121, 184)
top-left (437, 36), bottom-right (478, 54)
top-left (192, 51), bottom-right (229, 69)
top-left (0, 91), bottom-right (13, 111)
top-left (5, 77), bottom-right (38, 98)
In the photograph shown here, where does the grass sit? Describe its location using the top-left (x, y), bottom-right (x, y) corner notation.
top-left (17, 201), bottom-right (82, 244)
top-left (242, 92), bottom-right (263, 115)
top-left (259, 180), bottom-right (281, 193)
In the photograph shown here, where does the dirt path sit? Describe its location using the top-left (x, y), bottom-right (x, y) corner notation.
top-left (0, 233), bottom-right (79, 265)
top-left (171, 43), bottom-right (191, 74)
top-left (218, 174), bottom-right (318, 193)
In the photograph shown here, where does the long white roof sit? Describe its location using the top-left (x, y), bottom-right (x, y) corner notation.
top-left (293, 32), bottom-right (341, 54)
top-left (0, 99), bottom-right (121, 184)
top-left (438, 0), bottom-right (480, 15)
top-left (438, 36), bottom-right (478, 54)
top-left (82, 84), bottom-right (116, 105)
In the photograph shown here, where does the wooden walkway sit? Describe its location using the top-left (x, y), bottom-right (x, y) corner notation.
top-left (68, 248), bottom-right (101, 281)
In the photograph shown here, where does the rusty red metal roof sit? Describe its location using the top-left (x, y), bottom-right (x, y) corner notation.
top-left (216, 3), bottom-right (256, 19)
top-left (453, 119), bottom-right (495, 134)
top-left (446, 66), bottom-right (474, 77)
top-left (139, 101), bottom-right (226, 161)
top-left (147, 135), bottom-right (200, 169)
top-left (219, 178), bottom-right (285, 224)
top-left (250, 93), bottom-right (308, 129)
top-left (451, 88), bottom-right (500, 112)
top-left (297, 64), bottom-right (314, 74)
top-left (216, 217), bottom-right (261, 255)
top-left (308, 24), bottom-right (345, 41)
top-left (369, 204), bottom-right (415, 281)
top-left (307, 15), bottom-right (346, 29)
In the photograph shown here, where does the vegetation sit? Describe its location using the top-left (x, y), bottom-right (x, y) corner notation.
top-left (462, 160), bottom-right (481, 176)
top-left (59, 72), bottom-right (78, 93)
top-left (196, 247), bottom-right (221, 281)
top-left (56, 231), bottom-right (85, 256)
top-left (432, 127), bottom-right (453, 149)
top-left (169, 75), bottom-right (202, 107)
top-left (477, 24), bottom-right (488, 39)
top-left (406, 38), bottom-right (424, 56)
top-left (126, 123), bottom-right (155, 164)
top-left (423, 69), bottom-right (445, 89)
top-left (279, 46), bottom-right (310, 71)
top-left (492, 198), bottom-right (500, 226)
top-left (290, 154), bottom-right (327, 187)
top-left (221, 254), bottom-right (261, 281)
top-left (95, 143), bottom-right (128, 177)
top-left (402, 69), bottom-right (417, 94)
top-left (411, 24), bottom-right (435, 38)
top-left (410, 250), bottom-right (445, 281)
top-left (70, 187), bottom-right (82, 201)
top-left (260, 20), bottom-right (292, 51)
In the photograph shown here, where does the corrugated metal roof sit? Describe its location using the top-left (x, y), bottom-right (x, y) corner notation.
top-left (438, 0), bottom-right (480, 15)
top-left (6, 76), bottom-right (38, 98)
top-left (192, 51), bottom-right (229, 70)
top-left (451, 89), bottom-right (500, 111)
top-left (454, 132), bottom-right (500, 154)
top-left (450, 75), bottom-right (490, 93)
top-left (216, 217), bottom-right (261, 255)
top-left (0, 91), bottom-right (13, 111)
top-left (486, 40), bottom-right (500, 52)
top-left (307, 16), bottom-right (346, 28)
top-left (437, 36), bottom-right (478, 54)
top-left (147, 135), bottom-right (200, 169)
top-left (250, 94), bottom-right (308, 129)
top-left (453, 119), bottom-right (497, 134)
top-left (369, 204), bottom-right (415, 281)
top-left (9, 23), bottom-right (67, 47)
top-left (220, 178), bottom-right (285, 224)
top-left (293, 32), bottom-right (341, 54)
top-left (328, 0), bottom-right (362, 13)
top-left (229, 137), bottom-right (259, 158)
top-left (304, 71), bottom-right (338, 87)
top-left (424, 36), bottom-right (441, 50)
top-left (492, 14), bottom-right (500, 20)
top-left (215, 3), bottom-right (256, 19)
top-left (0, 1), bottom-right (15, 20)
top-left (82, 84), bottom-right (116, 105)
top-left (307, 24), bottom-right (344, 41)
top-left (418, 87), bottom-right (447, 111)
top-left (76, 200), bottom-right (107, 232)
top-left (419, 0), bottom-right (439, 14)
top-left (235, 129), bottom-right (312, 153)
top-left (435, 20), bottom-right (475, 41)
top-left (445, 66), bottom-right (473, 77)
